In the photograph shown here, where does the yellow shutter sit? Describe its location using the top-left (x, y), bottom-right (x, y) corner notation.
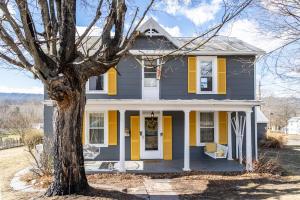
top-left (130, 116), bottom-right (140, 160)
top-left (219, 111), bottom-right (228, 144)
top-left (108, 110), bottom-right (118, 145)
top-left (108, 67), bottom-right (117, 95)
top-left (217, 57), bottom-right (226, 94)
top-left (188, 56), bottom-right (197, 93)
top-left (163, 116), bottom-right (172, 160)
top-left (82, 112), bottom-right (85, 144)
top-left (189, 111), bottom-right (197, 146)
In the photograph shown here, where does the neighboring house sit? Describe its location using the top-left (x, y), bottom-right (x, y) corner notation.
top-left (44, 18), bottom-right (264, 172)
top-left (32, 123), bottom-right (44, 130)
top-left (256, 108), bottom-right (269, 140)
top-left (286, 117), bottom-right (300, 134)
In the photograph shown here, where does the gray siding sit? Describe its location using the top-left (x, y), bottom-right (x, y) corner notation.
top-left (87, 56), bottom-right (142, 99)
top-left (160, 56), bottom-right (255, 100)
top-left (43, 36), bottom-right (255, 101)
top-left (131, 36), bottom-right (176, 50)
top-left (44, 105), bottom-right (54, 138)
top-left (44, 107), bottom-right (257, 161)
top-left (257, 123), bottom-right (268, 141)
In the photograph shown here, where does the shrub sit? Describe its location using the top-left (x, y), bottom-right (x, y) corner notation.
top-left (23, 129), bottom-right (43, 150)
top-left (24, 130), bottom-right (53, 177)
top-left (260, 132), bottom-right (287, 149)
top-left (253, 153), bottom-right (284, 175)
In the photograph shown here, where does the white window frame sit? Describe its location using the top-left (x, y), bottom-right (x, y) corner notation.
top-left (85, 111), bottom-right (108, 147)
top-left (86, 73), bottom-right (108, 94)
top-left (196, 56), bottom-right (218, 94)
top-left (196, 111), bottom-right (219, 146)
top-left (141, 57), bottom-right (160, 99)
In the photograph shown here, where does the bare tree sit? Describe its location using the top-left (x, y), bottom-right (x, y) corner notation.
top-left (0, 0), bottom-right (252, 196)
top-left (254, 0), bottom-right (300, 80)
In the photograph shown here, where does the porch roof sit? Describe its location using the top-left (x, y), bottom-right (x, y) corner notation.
top-left (84, 99), bottom-right (261, 112)
top-left (44, 99), bottom-right (261, 112)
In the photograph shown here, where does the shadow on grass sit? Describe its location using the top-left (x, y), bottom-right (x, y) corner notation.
top-left (179, 176), bottom-right (300, 200)
top-left (41, 186), bottom-right (145, 200)
top-left (261, 144), bottom-right (300, 175)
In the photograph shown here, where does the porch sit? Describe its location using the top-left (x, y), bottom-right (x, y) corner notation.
top-left (83, 99), bottom-right (261, 172)
top-left (85, 158), bottom-right (244, 174)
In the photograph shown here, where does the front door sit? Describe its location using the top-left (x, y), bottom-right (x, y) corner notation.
top-left (141, 115), bottom-right (162, 159)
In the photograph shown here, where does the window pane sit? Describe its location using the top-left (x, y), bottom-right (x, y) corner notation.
top-left (200, 113), bottom-right (214, 127)
top-left (144, 59), bottom-right (157, 68)
top-left (89, 113), bottom-right (104, 128)
top-left (144, 72), bottom-right (156, 78)
top-left (145, 117), bottom-right (158, 150)
top-left (200, 61), bottom-right (212, 76)
top-left (200, 77), bottom-right (212, 91)
top-left (144, 78), bottom-right (157, 87)
top-left (144, 67), bottom-right (156, 73)
top-left (200, 128), bottom-right (214, 143)
top-left (89, 129), bottom-right (104, 144)
top-left (89, 75), bottom-right (104, 91)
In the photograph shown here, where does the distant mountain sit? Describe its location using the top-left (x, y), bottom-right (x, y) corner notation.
top-left (0, 93), bottom-right (43, 103)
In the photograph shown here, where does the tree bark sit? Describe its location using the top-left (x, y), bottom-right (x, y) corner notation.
top-left (46, 82), bottom-right (89, 196)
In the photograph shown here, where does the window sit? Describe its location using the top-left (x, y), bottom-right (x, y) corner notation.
top-left (89, 75), bottom-right (104, 91)
top-left (143, 58), bottom-right (159, 87)
top-left (89, 113), bottom-right (105, 145)
top-left (144, 28), bottom-right (159, 36)
top-left (197, 56), bottom-right (217, 93)
top-left (87, 74), bottom-right (107, 93)
top-left (200, 112), bottom-right (215, 143)
top-left (200, 61), bottom-right (213, 91)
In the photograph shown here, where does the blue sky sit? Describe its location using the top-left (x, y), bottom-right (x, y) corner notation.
top-left (0, 0), bottom-right (299, 97)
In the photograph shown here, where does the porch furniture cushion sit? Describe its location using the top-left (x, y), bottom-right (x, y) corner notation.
top-left (204, 144), bottom-right (228, 159)
top-left (205, 143), bottom-right (217, 153)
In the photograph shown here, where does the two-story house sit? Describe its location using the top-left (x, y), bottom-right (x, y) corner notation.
top-left (44, 18), bottom-right (263, 172)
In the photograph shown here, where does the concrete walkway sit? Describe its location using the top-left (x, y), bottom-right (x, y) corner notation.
top-left (143, 179), bottom-right (179, 200)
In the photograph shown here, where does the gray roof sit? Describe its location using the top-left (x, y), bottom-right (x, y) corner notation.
top-left (175, 36), bottom-right (264, 55)
top-left (77, 18), bottom-right (264, 56)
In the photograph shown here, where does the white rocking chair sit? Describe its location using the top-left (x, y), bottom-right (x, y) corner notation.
top-left (204, 143), bottom-right (228, 159)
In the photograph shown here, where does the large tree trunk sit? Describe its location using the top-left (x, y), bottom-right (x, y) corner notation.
top-left (46, 83), bottom-right (89, 196)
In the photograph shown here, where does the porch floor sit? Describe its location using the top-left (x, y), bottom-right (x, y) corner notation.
top-left (85, 158), bottom-right (244, 173)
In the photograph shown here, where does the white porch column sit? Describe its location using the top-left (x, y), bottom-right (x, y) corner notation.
top-left (227, 112), bottom-right (233, 160)
top-left (119, 109), bottom-right (126, 172)
top-left (183, 110), bottom-right (190, 171)
top-left (235, 112), bottom-right (239, 159)
top-left (245, 111), bottom-right (253, 171)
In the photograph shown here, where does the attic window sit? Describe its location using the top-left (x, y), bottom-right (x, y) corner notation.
top-left (144, 28), bottom-right (159, 37)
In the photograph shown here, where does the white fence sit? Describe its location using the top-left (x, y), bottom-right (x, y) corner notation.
top-left (0, 138), bottom-right (23, 150)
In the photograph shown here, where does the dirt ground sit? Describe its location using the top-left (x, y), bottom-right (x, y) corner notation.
top-left (1, 134), bottom-right (300, 200)
top-left (0, 147), bottom-right (41, 200)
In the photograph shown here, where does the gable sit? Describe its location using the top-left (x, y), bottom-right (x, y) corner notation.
top-left (131, 36), bottom-right (177, 50)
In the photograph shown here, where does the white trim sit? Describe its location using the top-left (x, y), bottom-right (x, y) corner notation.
top-left (214, 111), bottom-right (219, 143)
top-left (137, 18), bottom-right (180, 47)
top-left (85, 110), bottom-right (108, 147)
top-left (196, 56), bottom-right (218, 94)
top-left (254, 107), bottom-right (258, 161)
top-left (140, 112), bottom-right (163, 159)
top-left (119, 109), bottom-right (126, 172)
top-left (86, 73), bottom-right (108, 94)
top-left (197, 111), bottom-right (218, 146)
top-left (246, 111), bottom-right (253, 171)
top-left (141, 57), bottom-right (160, 100)
top-left (227, 111), bottom-right (233, 160)
top-left (183, 110), bottom-right (191, 171)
